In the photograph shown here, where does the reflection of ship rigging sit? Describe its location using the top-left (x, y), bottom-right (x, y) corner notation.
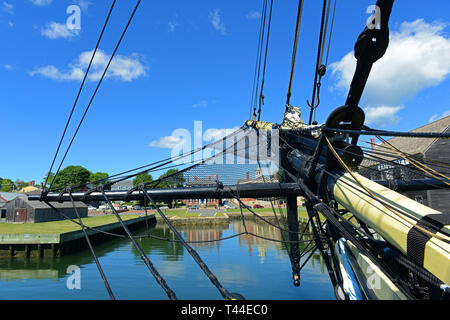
top-left (28, 0), bottom-right (449, 300)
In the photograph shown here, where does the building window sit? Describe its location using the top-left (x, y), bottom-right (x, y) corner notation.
top-left (414, 195), bottom-right (424, 204)
top-left (0, 209), bottom-right (5, 219)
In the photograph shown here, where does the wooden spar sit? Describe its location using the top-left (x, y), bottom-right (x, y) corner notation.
top-left (28, 183), bottom-right (304, 202)
top-left (329, 171), bottom-right (450, 284)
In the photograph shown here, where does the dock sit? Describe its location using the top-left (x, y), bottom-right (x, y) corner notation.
top-left (0, 214), bottom-right (155, 258)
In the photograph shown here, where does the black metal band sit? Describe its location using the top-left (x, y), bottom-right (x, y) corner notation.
top-left (406, 213), bottom-right (449, 267)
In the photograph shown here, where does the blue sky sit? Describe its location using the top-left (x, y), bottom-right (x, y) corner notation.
top-left (1, 0), bottom-right (450, 184)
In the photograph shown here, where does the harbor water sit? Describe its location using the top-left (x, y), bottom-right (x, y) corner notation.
top-left (0, 219), bottom-right (335, 300)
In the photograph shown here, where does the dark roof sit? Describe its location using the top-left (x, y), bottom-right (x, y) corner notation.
top-left (27, 200), bottom-right (88, 209)
top-left (370, 115), bottom-right (450, 161)
top-left (111, 180), bottom-right (133, 189)
top-left (0, 192), bottom-right (26, 202)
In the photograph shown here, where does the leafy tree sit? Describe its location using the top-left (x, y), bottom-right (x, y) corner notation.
top-left (15, 180), bottom-right (28, 190)
top-left (51, 166), bottom-right (92, 190)
top-left (132, 172), bottom-right (153, 206)
top-left (42, 172), bottom-right (56, 189)
top-left (133, 172), bottom-right (153, 186)
top-left (89, 172), bottom-right (109, 186)
top-left (0, 178), bottom-right (14, 192)
top-left (158, 168), bottom-right (185, 188)
top-left (157, 169), bottom-right (185, 208)
top-left (276, 168), bottom-right (284, 183)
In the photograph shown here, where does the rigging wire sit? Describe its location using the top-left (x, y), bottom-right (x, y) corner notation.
top-left (377, 136), bottom-right (450, 184)
top-left (49, 0), bottom-right (142, 191)
top-left (359, 139), bottom-right (450, 169)
top-left (278, 133), bottom-right (450, 239)
top-left (249, 0), bottom-right (268, 120)
top-left (43, 0), bottom-right (117, 191)
top-left (141, 188), bottom-right (240, 300)
top-left (285, 0), bottom-right (305, 109)
top-left (257, 0), bottom-right (274, 121)
top-left (47, 127), bottom-right (246, 193)
top-left (68, 191), bottom-right (116, 300)
top-left (313, 0), bottom-right (337, 122)
top-left (252, 0), bottom-right (269, 120)
top-left (307, 0), bottom-right (330, 125)
top-left (102, 188), bottom-right (178, 300)
top-left (323, 0), bottom-right (337, 68)
top-left (324, 136), bottom-right (450, 242)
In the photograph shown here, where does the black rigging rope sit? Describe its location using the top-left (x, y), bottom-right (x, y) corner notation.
top-left (250, 0), bottom-right (268, 120)
top-left (47, 126), bottom-right (246, 193)
top-left (49, 0), bottom-right (142, 191)
top-left (322, 127), bottom-right (450, 138)
top-left (101, 188), bottom-right (178, 300)
top-left (257, 0), bottom-right (274, 121)
top-left (252, 0), bottom-right (269, 120)
top-left (307, 0), bottom-right (329, 125)
top-left (285, 0), bottom-right (305, 109)
top-left (43, 0), bottom-right (117, 191)
top-left (278, 134), bottom-right (450, 239)
top-left (140, 187), bottom-right (241, 300)
top-left (68, 190), bottom-right (116, 300)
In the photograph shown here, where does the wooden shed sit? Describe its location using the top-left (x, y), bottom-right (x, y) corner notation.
top-left (360, 115), bottom-right (450, 213)
top-left (2, 197), bottom-right (88, 223)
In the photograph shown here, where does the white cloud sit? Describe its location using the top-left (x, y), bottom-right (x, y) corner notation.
top-left (2, 1), bottom-right (13, 14)
top-left (150, 136), bottom-right (185, 149)
top-left (209, 9), bottom-right (226, 35)
top-left (8, 21), bottom-right (13, 28)
top-left (246, 10), bottom-right (261, 20)
top-left (429, 110), bottom-right (450, 123)
top-left (3, 64), bottom-right (12, 70)
top-left (29, 65), bottom-right (84, 81)
top-left (331, 20), bottom-right (450, 106)
top-left (41, 22), bottom-right (80, 39)
top-left (330, 19), bottom-right (450, 128)
top-left (364, 105), bottom-right (404, 127)
top-left (29, 50), bottom-right (147, 82)
top-left (30, 0), bottom-right (52, 6)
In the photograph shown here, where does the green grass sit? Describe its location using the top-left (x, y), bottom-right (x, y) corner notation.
top-left (0, 214), bottom-right (143, 235)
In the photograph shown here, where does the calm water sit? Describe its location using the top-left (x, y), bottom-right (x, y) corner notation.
top-left (0, 220), bottom-right (335, 300)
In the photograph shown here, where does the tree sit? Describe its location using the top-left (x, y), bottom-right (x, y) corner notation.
top-left (276, 168), bottom-right (284, 183)
top-left (157, 169), bottom-right (185, 208)
top-left (51, 166), bottom-right (92, 190)
top-left (0, 178), bottom-right (14, 192)
top-left (132, 172), bottom-right (153, 206)
top-left (43, 172), bottom-right (56, 189)
top-left (15, 180), bottom-right (28, 190)
top-left (158, 169), bottom-right (185, 188)
top-left (133, 172), bottom-right (153, 186)
top-left (89, 172), bottom-right (109, 186)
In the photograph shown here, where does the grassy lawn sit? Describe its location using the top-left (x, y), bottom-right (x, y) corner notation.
top-left (0, 214), bottom-right (143, 235)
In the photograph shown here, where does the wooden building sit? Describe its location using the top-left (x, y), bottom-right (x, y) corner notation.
top-left (359, 116), bottom-right (450, 213)
top-left (2, 195), bottom-right (88, 223)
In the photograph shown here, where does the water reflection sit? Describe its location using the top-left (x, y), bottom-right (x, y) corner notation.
top-left (0, 219), bottom-right (334, 299)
